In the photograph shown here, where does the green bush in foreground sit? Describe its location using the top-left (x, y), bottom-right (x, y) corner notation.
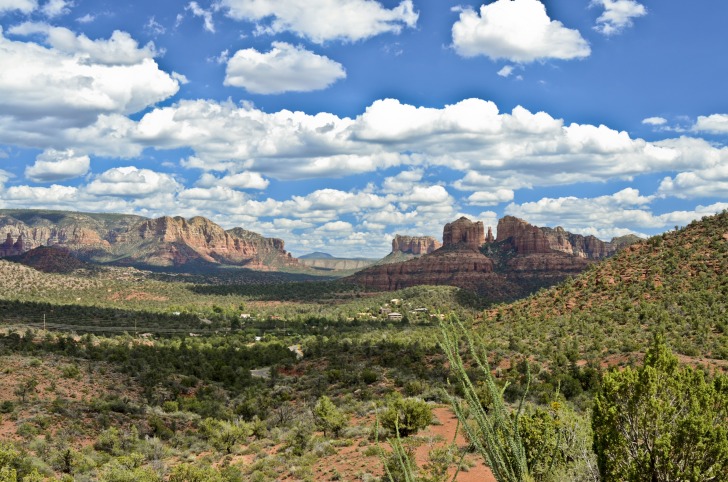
top-left (593, 334), bottom-right (728, 482)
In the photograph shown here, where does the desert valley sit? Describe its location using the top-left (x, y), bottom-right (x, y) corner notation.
top-left (0, 208), bottom-right (726, 481)
top-left (1, 0), bottom-right (728, 480)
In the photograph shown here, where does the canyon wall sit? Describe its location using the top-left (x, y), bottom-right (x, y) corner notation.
top-left (0, 210), bottom-right (295, 268)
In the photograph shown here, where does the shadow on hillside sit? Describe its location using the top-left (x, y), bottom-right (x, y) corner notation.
top-left (187, 280), bottom-right (362, 303)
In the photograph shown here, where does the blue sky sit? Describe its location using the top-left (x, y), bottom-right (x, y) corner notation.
top-left (0, 0), bottom-right (727, 257)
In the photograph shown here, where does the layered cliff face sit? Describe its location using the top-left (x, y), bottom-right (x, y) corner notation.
top-left (392, 235), bottom-right (441, 255)
top-left (352, 248), bottom-right (495, 292)
top-left (0, 210), bottom-right (295, 269)
top-left (494, 216), bottom-right (635, 260)
top-left (495, 216), bottom-right (550, 254)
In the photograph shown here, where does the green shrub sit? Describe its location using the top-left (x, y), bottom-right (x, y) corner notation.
top-left (313, 396), bottom-right (347, 438)
top-left (360, 369), bottom-right (379, 385)
top-left (380, 395), bottom-right (432, 437)
top-left (593, 334), bottom-right (728, 481)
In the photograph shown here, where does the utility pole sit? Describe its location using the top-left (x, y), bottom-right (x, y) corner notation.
top-left (43, 313), bottom-right (46, 331)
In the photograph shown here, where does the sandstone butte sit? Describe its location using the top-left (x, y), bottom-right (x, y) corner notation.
top-left (349, 216), bottom-right (640, 302)
top-left (392, 234), bottom-right (442, 255)
top-left (0, 210), bottom-right (295, 269)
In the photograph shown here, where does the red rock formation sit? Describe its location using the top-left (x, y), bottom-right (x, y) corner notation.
top-left (350, 215), bottom-right (638, 302)
top-left (0, 233), bottom-right (23, 257)
top-left (392, 235), bottom-right (441, 255)
top-left (0, 211), bottom-right (296, 269)
top-left (351, 217), bottom-right (496, 294)
top-left (485, 226), bottom-right (495, 244)
top-left (443, 217), bottom-right (485, 249)
top-left (351, 247), bottom-right (494, 292)
top-left (495, 216), bottom-right (630, 259)
top-left (496, 216), bottom-right (551, 254)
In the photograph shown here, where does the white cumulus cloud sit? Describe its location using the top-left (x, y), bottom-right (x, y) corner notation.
top-left (593, 0), bottom-right (646, 36)
top-left (497, 65), bottom-right (514, 77)
top-left (656, 138), bottom-right (728, 199)
top-left (467, 189), bottom-right (514, 206)
top-left (0, 0), bottom-right (36, 13)
top-left (52, 97), bottom-right (705, 192)
top-left (224, 42), bottom-right (346, 94)
top-left (219, 0), bottom-right (418, 43)
top-left (25, 148), bottom-right (90, 182)
top-left (642, 116), bottom-right (667, 126)
top-left (0, 26), bottom-right (178, 134)
top-left (196, 171), bottom-right (270, 190)
top-left (452, 0), bottom-right (590, 62)
top-left (692, 114), bottom-right (728, 134)
top-left (41, 0), bottom-right (72, 17)
top-left (9, 23), bottom-right (159, 65)
top-left (86, 166), bottom-right (179, 197)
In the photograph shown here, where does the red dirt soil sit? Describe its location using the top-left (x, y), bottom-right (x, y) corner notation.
top-left (308, 406), bottom-right (495, 482)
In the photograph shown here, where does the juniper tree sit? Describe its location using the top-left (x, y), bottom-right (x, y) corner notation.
top-left (592, 334), bottom-right (728, 482)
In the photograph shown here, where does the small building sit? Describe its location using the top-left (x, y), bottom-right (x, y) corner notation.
top-left (380, 306), bottom-right (392, 315)
top-left (240, 313), bottom-right (251, 319)
top-left (388, 312), bottom-right (403, 321)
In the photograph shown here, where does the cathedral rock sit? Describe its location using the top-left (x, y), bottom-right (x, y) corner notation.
top-left (442, 217), bottom-right (485, 250)
top-left (349, 215), bottom-right (640, 302)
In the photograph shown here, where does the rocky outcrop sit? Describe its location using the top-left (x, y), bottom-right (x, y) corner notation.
top-left (443, 217), bottom-right (485, 249)
top-left (495, 216), bottom-right (551, 254)
top-left (493, 216), bottom-right (638, 260)
top-left (8, 245), bottom-right (94, 274)
top-left (392, 235), bottom-right (441, 255)
top-left (486, 226), bottom-right (495, 244)
top-left (350, 217), bottom-right (495, 295)
top-left (0, 210), bottom-right (296, 269)
top-left (0, 233), bottom-right (24, 257)
top-left (350, 215), bottom-right (639, 302)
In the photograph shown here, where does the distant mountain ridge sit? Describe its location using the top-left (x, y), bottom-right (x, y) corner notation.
top-left (297, 251), bottom-right (377, 271)
top-left (299, 252), bottom-right (336, 259)
top-left (0, 209), bottom-right (296, 269)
